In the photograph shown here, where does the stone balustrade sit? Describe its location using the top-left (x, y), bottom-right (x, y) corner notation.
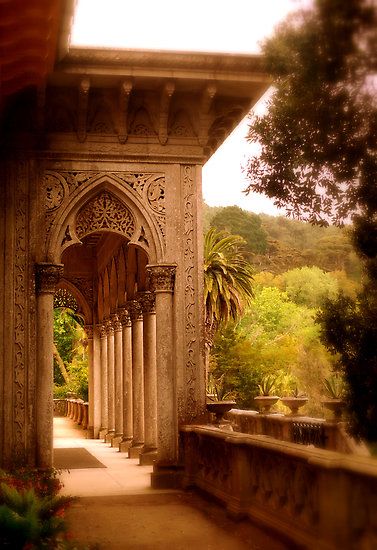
top-left (181, 425), bottom-right (377, 550)
top-left (55, 399), bottom-right (89, 432)
top-left (227, 409), bottom-right (369, 456)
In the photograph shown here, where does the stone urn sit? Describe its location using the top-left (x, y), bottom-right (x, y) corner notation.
top-left (281, 396), bottom-right (308, 416)
top-left (206, 400), bottom-right (236, 425)
top-left (254, 396), bottom-right (280, 414)
top-left (322, 398), bottom-right (345, 421)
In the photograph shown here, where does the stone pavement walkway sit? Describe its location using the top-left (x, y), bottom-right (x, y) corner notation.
top-left (54, 417), bottom-right (291, 550)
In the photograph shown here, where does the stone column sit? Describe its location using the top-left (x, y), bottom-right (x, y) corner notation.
top-left (35, 262), bottom-right (63, 468)
top-left (111, 313), bottom-right (123, 446)
top-left (138, 292), bottom-right (157, 466)
top-left (85, 325), bottom-right (94, 438)
top-left (92, 325), bottom-right (102, 438)
top-left (105, 318), bottom-right (115, 442)
top-left (146, 264), bottom-right (178, 488)
top-left (126, 300), bottom-right (144, 459)
top-left (99, 323), bottom-right (108, 440)
top-left (118, 308), bottom-right (133, 452)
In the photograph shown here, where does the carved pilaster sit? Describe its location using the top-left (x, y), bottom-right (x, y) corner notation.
top-left (159, 81), bottom-right (175, 145)
top-left (117, 307), bottom-right (131, 327)
top-left (118, 80), bottom-right (133, 143)
top-left (111, 313), bottom-right (122, 332)
top-left (126, 300), bottom-right (143, 322)
top-left (146, 264), bottom-right (176, 293)
top-left (137, 291), bottom-right (156, 314)
top-left (77, 78), bottom-right (90, 142)
top-left (35, 263), bottom-right (64, 294)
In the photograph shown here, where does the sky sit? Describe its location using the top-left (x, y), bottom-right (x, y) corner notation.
top-left (71, 0), bottom-right (305, 216)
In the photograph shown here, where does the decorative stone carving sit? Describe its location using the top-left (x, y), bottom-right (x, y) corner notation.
top-left (76, 191), bottom-right (135, 239)
top-left (118, 80), bottom-right (133, 143)
top-left (146, 264), bottom-right (176, 293)
top-left (129, 107), bottom-right (156, 135)
top-left (182, 165), bottom-right (198, 421)
top-left (71, 277), bottom-right (93, 308)
top-left (44, 173), bottom-right (65, 211)
top-left (117, 307), bottom-right (131, 327)
top-left (125, 300), bottom-right (143, 322)
top-left (99, 323), bottom-right (107, 338)
top-left (105, 318), bottom-right (114, 334)
top-left (84, 325), bottom-right (94, 339)
top-left (137, 291), bottom-right (156, 314)
top-left (77, 78), bottom-right (90, 142)
top-left (159, 81), bottom-right (175, 145)
top-left (199, 84), bottom-right (216, 146)
top-left (36, 263), bottom-right (64, 294)
top-left (169, 109), bottom-right (195, 137)
top-left (111, 313), bottom-right (122, 332)
top-left (146, 177), bottom-right (165, 215)
top-left (54, 288), bottom-right (79, 311)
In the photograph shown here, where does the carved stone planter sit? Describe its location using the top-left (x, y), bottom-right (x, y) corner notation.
top-left (206, 401), bottom-right (236, 425)
top-left (322, 399), bottom-right (345, 421)
top-left (254, 396), bottom-right (280, 414)
top-left (281, 397), bottom-right (308, 416)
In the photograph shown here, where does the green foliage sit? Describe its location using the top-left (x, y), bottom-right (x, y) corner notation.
top-left (280, 266), bottom-right (338, 308)
top-left (323, 374), bottom-right (346, 399)
top-left (0, 468), bottom-right (75, 549)
top-left (206, 373), bottom-right (236, 401)
top-left (258, 374), bottom-right (277, 396)
top-left (245, 0), bottom-right (377, 225)
top-left (210, 205), bottom-right (268, 255)
top-left (204, 228), bottom-right (254, 343)
top-left (54, 308), bottom-right (88, 400)
top-left (318, 292), bottom-right (377, 441)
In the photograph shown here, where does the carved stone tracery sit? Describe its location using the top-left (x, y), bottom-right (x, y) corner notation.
top-left (54, 288), bottom-right (79, 311)
top-left (76, 191), bottom-right (135, 239)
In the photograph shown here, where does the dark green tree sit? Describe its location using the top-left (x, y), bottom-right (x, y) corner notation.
top-left (210, 205), bottom-right (268, 256)
top-left (245, 0), bottom-right (377, 441)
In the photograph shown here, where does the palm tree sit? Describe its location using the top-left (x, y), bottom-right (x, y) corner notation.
top-left (204, 228), bottom-right (254, 360)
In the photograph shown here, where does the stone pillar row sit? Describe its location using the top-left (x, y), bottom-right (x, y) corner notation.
top-left (89, 292), bottom-right (157, 464)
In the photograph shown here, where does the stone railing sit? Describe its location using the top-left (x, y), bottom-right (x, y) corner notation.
top-left (227, 409), bottom-right (369, 456)
top-left (181, 425), bottom-right (377, 550)
top-left (55, 398), bottom-right (89, 430)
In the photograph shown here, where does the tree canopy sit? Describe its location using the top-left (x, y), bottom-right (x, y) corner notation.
top-left (245, 0), bottom-right (377, 226)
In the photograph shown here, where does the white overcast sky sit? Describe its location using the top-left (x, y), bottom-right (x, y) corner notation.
top-left (71, 0), bottom-right (306, 215)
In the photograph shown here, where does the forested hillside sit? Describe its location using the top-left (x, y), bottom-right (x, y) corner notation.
top-left (204, 204), bottom-right (362, 416)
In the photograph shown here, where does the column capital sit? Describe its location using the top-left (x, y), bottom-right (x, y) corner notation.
top-left (117, 307), bottom-right (131, 327)
top-left (99, 323), bottom-right (107, 338)
top-left (137, 291), bottom-right (156, 314)
top-left (146, 263), bottom-right (176, 293)
top-left (84, 325), bottom-right (94, 339)
top-left (111, 313), bottom-right (122, 332)
top-left (105, 318), bottom-right (114, 335)
top-left (36, 263), bottom-right (64, 294)
top-left (126, 300), bottom-right (143, 321)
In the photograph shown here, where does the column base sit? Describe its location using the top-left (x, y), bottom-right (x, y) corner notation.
top-left (111, 434), bottom-right (123, 447)
top-left (99, 427), bottom-right (108, 440)
top-left (119, 437), bottom-right (132, 453)
top-left (151, 463), bottom-right (183, 489)
top-left (139, 447), bottom-right (157, 466)
top-left (87, 426), bottom-right (95, 439)
top-left (128, 443), bottom-right (144, 459)
top-left (105, 430), bottom-right (115, 443)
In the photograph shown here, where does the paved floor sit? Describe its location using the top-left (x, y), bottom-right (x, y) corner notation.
top-left (54, 417), bottom-right (291, 550)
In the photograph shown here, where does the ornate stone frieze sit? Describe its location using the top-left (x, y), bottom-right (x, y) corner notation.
top-left (137, 291), bottom-right (156, 314)
top-left (110, 313), bottom-right (122, 332)
top-left (53, 288), bottom-right (79, 311)
top-left (76, 191), bottom-right (135, 239)
top-left (182, 165), bottom-right (198, 422)
top-left (125, 300), bottom-right (143, 322)
top-left (35, 263), bottom-right (64, 294)
top-left (117, 307), bottom-right (131, 327)
top-left (146, 264), bottom-right (176, 293)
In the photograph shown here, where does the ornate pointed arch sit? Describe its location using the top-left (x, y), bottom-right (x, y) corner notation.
top-left (55, 279), bottom-right (92, 324)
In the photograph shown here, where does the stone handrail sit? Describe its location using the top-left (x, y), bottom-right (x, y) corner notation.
top-left (227, 409), bottom-right (370, 456)
top-left (181, 425), bottom-right (377, 550)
